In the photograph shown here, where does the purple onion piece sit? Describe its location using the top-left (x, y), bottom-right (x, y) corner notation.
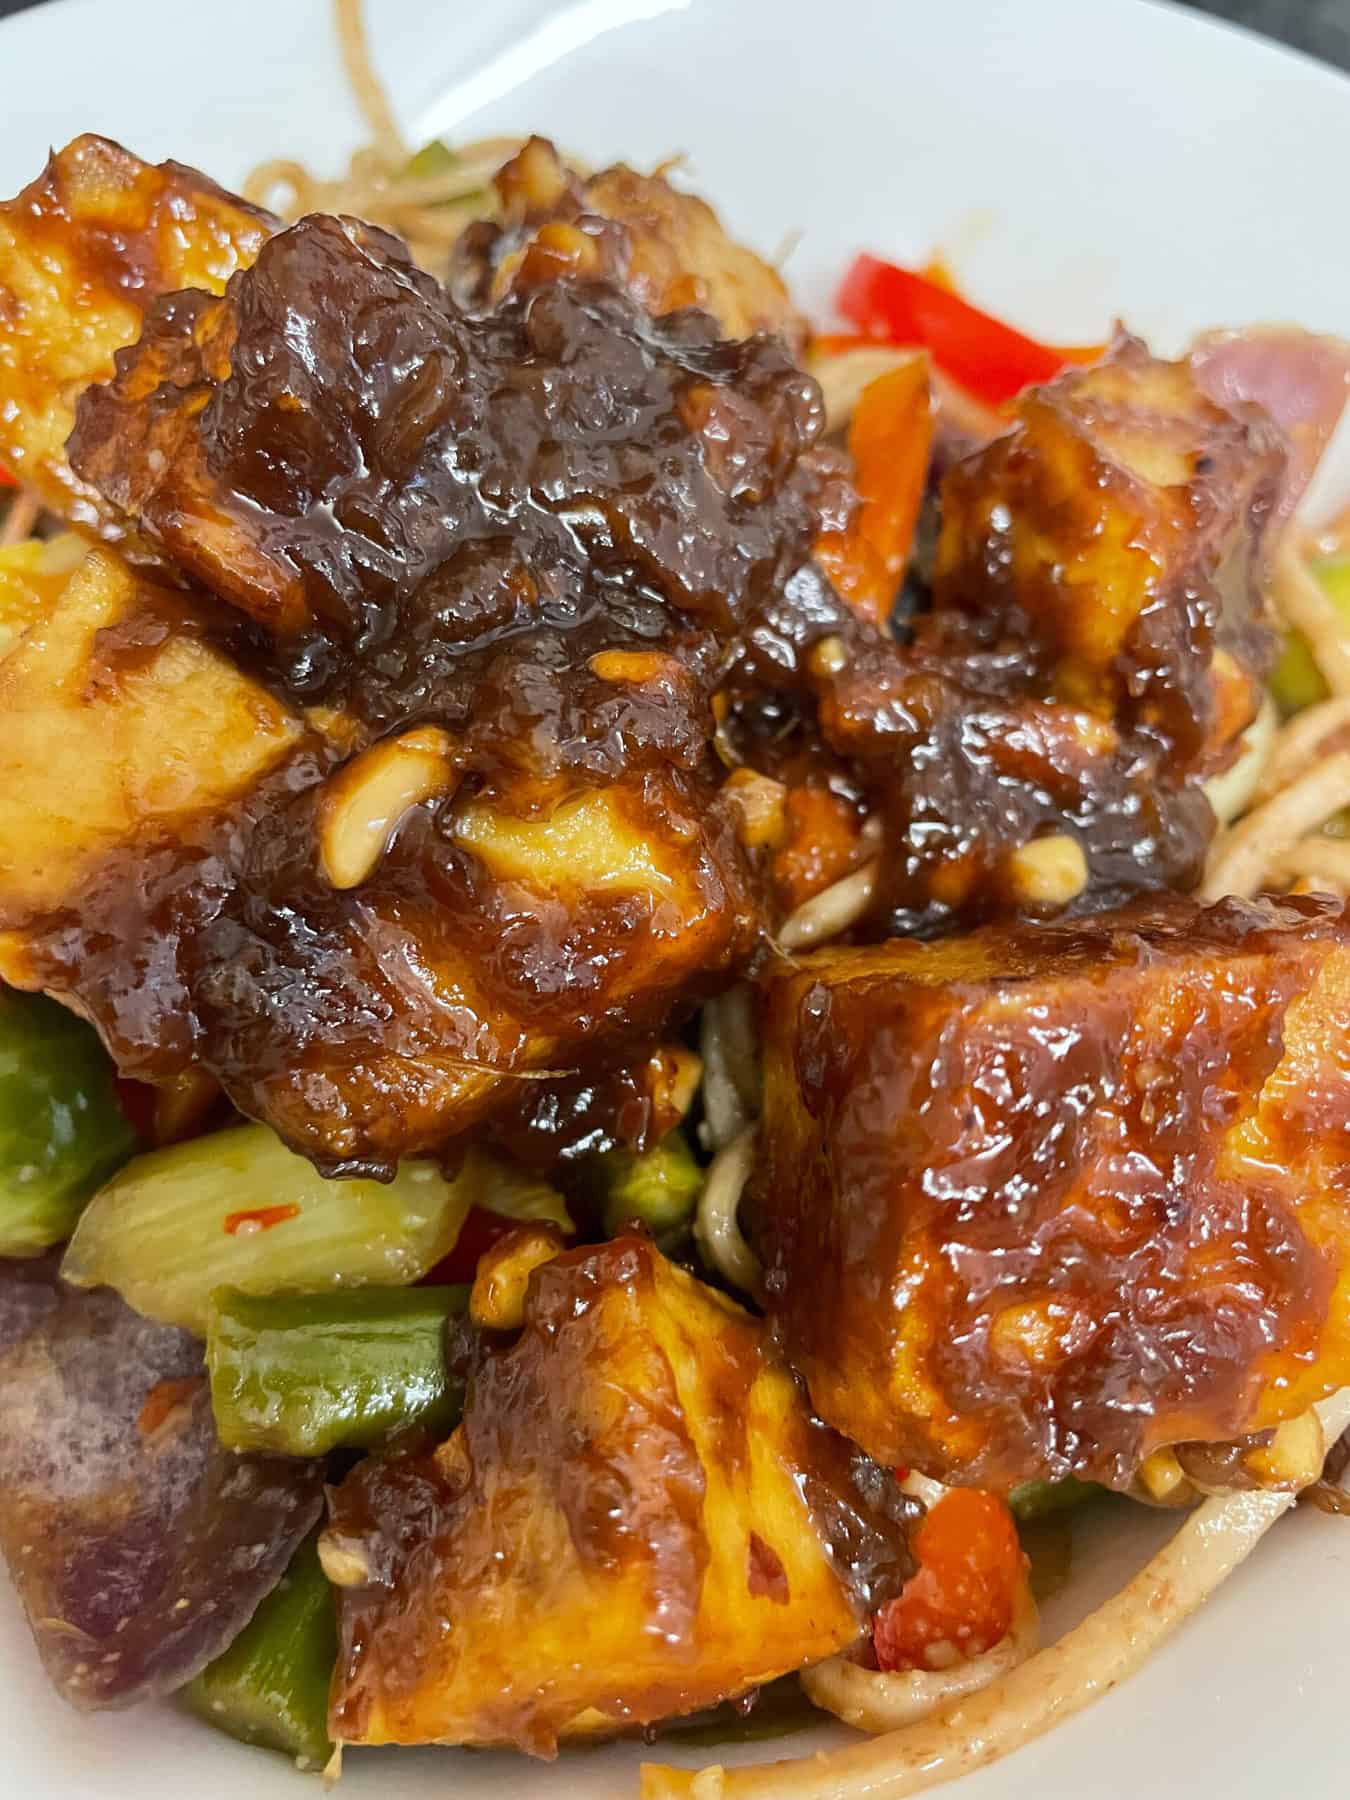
top-left (1189, 326), bottom-right (1350, 529)
top-left (0, 1258), bottom-right (324, 1708)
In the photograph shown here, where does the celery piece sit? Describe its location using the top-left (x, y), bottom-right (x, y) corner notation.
top-left (595, 1131), bottom-right (704, 1240)
top-left (404, 138), bottom-right (456, 180)
top-left (61, 1122), bottom-right (471, 1335)
top-left (402, 139), bottom-right (489, 210)
top-left (1271, 628), bottom-right (1327, 716)
top-left (457, 1142), bottom-right (574, 1233)
top-left (208, 1285), bottom-right (469, 1456)
top-left (0, 987), bottom-right (136, 1256)
top-left (1008, 1476), bottom-right (1100, 1523)
top-left (1271, 556), bottom-right (1350, 717)
top-left (183, 1533), bottom-right (335, 1769)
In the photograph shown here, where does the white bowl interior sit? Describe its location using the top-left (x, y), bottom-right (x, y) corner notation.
top-left (3, 2), bottom-right (1350, 1794)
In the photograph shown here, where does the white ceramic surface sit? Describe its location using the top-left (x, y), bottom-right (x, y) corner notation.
top-left (3, 1), bottom-right (1350, 1794)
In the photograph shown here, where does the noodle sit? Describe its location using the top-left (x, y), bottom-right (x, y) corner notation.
top-left (801, 1588), bottom-right (1039, 1734)
top-left (334, 0), bottom-right (407, 165)
top-left (243, 134), bottom-right (528, 276)
top-left (1200, 748), bottom-right (1350, 900)
top-left (241, 2), bottom-right (538, 275)
top-left (693, 1126), bottom-right (761, 1297)
top-left (1271, 836), bottom-right (1350, 892)
top-left (640, 1387), bottom-right (1350, 1800)
top-left (1271, 539), bottom-right (1350, 696)
top-left (698, 987), bottom-right (760, 1154)
top-left (1201, 696), bottom-right (1276, 826)
top-left (1254, 693), bottom-right (1350, 804)
top-left (1202, 537), bottom-right (1350, 901)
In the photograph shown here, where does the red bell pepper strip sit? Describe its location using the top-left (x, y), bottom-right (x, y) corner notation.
top-left (837, 253), bottom-right (1101, 410)
top-left (815, 356), bottom-right (935, 627)
top-left (872, 1487), bottom-right (1027, 1672)
top-left (0, 463), bottom-right (15, 490)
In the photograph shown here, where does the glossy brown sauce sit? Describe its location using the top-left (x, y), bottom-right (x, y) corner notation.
top-left (71, 215), bottom-right (837, 715)
top-left (724, 337), bottom-right (1283, 937)
top-left (0, 133), bottom-right (271, 530)
top-left (0, 131), bottom-right (1339, 1757)
top-left (16, 219), bottom-right (846, 1170)
top-left (327, 1237), bottom-right (915, 1752)
top-left (751, 895), bottom-right (1350, 1488)
top-left (3, 178), bottom-right (1288, 1175)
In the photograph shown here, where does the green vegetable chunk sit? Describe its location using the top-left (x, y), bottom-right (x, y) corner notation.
top-left (594, 1131), bottom-right (704, 1240)
top-left (1270, 556), bottom-right (1350, 716)
top-left (183, 1532), bottom-right (336, 1769)
top-left (1271, 628), bottom-right (1327, 716)
top-left (208, 1285), bottom-right (469, 1456)
top-left (0, 987), bottom-right (136, 1256)
top-left (1008, 1476), bottom-right (1100, 1523)
top-left (404, 138), bottom-right (457, 179)
top-left (61, 1122), bottom-right (472, 1335)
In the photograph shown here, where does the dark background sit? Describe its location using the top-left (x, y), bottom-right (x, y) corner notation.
top-left (1185, 0), bottom-right (1350, 67)
top-left (0, 0), bottom-right (1345, 70)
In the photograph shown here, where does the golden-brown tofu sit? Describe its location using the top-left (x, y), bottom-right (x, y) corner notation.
top-left (583, 162), bottom-right (801, 347)
top-left (749, 894), bottom-right (1350, 1491)
top-left (7, 199), bottom-right (814, 1170)
top-left (0, 135), bottom-right (269, 529)
top-left (0, 560), bottom-right (751, 1170)
top-left (325, 1236), bottom-right (914, 1754)
top-left (0, 689), bottom-right (753, 1168)
top-left (228, 774), bottom-right (757, 1168)
top-left (932, 335), bottom-right (1283, 772)
top-left (0, 546), bottom-right (300, 918)
top-left (464, 136), bottom-right (804, 350)
top-left (0, 531), bottom-right (87, 658)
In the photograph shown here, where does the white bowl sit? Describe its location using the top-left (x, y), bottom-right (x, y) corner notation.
top-left (3, 2), bottom-right (1350, 1794)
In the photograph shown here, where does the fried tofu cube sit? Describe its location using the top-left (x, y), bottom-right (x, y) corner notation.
top-left (325, 1237), bottom-right (913, 1754)
top-left (0, 135), bottom-right (269, 529)
top-left (0, 546), bottom-right (300, 923)
top-left (750, 895), bottom-right (1350, 1490)
top-left (0, 563), bottom-right (752, 1170)
top-left (478, 136), bottom-right (804, 349)
top-left (11, 189), bottom-right (800, 1171)
top-left (932, 336), bottom-right (1283, 769)
top-left (242, 775), bottom-right (756, 1169)
top-left (0, 531), bottom-right (87, 658)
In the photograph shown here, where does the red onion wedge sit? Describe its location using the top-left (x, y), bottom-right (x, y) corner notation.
top-left (0, 1256), bottom-right (323, 1708)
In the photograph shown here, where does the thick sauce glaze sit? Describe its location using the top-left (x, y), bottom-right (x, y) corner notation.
top-left (0, 158), bottom-right (1290, 1172)
top-left (69, 214), bottom-right (836, 705)
top-left (0, 133), bottom-right (271, 531)
top-left (13, 216), bottom-right (846, 1169)
top-left (449, 135), bottom-right (805, 351)
top-left (750, 895), bottom-right (1350, 1489)
top-left (727, 339), bottom-right (1283, 936)
top-left (326, 1237), bottom-right (916, 1753)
